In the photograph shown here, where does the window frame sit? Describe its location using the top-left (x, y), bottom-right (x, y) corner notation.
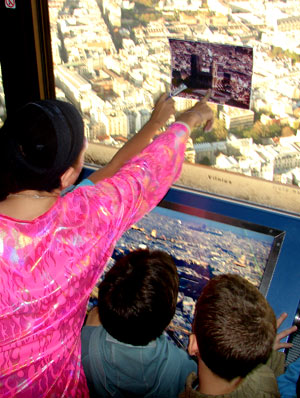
top-left (1, 1), bottom-right (300, 214)
top-left (0, 0), bottom-right (54, 116)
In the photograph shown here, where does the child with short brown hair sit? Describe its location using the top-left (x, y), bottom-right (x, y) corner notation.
top-left (182, 274), bottom-right (290, 398)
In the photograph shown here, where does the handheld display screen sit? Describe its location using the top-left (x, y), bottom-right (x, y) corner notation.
top-left (169, 38), bottom-right (253, 109)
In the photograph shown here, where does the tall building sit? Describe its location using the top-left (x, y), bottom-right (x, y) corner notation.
top-left (107, 111), bottom-right (129, 138)
top-left (220, 107), bottom-right (254, 130)
top-left (190, 55), bottom-right (218, 90)
top-left (54, 65), bottom-right (92, 111)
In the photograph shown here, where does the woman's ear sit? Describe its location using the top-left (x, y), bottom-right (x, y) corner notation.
top-left (60, 145), bottom-right (86, 190)
top-left (188, 333), bottom-right (199, 357)
top-left (60, 166), bottom-right (76, 190)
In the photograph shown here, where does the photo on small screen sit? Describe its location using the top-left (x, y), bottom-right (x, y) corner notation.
top-left (169, 38), bottom-right (253, 109)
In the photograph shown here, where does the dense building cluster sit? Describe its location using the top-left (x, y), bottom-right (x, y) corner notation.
top-left (22, 0), bottom-right (300, 185)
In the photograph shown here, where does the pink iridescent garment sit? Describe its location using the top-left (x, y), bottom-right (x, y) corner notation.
top-left (0, 123), bottom-right (189, 398)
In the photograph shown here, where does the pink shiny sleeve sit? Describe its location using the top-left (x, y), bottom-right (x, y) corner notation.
top-left (87, 122), bottom-right (189, 240)
top-left (0, 122), bottom-right (189, 398)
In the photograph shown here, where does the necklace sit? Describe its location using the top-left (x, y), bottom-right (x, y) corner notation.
top-left (9, 192), bottom-right (59, 199)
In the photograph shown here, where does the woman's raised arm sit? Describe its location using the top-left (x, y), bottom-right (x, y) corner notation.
top-left (88, 94), bottom-right (175, 183)
top-left (87, 91), bottom-right (214, 184)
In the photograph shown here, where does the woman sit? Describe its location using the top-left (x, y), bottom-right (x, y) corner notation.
top-left (0, 93), bottom-right (213, 397)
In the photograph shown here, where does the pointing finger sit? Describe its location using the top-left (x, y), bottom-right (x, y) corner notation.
top-left (200, 89), bottom-right (212, 104)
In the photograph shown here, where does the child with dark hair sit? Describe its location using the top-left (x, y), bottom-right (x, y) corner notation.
top-left (81, 249), bottom-right (197, 397)
top-left (0, 94), bottom-right (213, 397)
top-left (181, 274), bottom-right (295, 398)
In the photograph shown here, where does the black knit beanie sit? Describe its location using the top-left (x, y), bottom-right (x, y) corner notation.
top-left (0, 99), bottom-right (84, 199)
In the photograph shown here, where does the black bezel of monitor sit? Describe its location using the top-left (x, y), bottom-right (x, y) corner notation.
top-left (158, 199), bottom-right (285, 297)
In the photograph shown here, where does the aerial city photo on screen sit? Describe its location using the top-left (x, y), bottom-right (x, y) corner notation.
top-left (98, 203), bottom-right (283, 348)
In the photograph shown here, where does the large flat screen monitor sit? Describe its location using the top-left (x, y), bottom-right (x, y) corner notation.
top-left (82, 166), bottom-right (299, 348)
top-left (107, 195), bottom-right (285, 348)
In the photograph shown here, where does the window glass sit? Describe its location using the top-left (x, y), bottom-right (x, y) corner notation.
top-left (0, 66), bottom-right (6, 126)
top-left (48, 0), bottom-right (300, 213)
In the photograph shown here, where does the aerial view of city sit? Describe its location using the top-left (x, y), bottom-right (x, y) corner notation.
top-left (1, 0), bottom-right (300, 208)
top-left (40, 0), bottom-right (300, 193)
top-left (97, 204), bottom-right (281, 348)
top-left (169, 38), bottom-right (253, 109)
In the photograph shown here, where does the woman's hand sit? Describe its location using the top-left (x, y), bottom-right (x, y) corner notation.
top-left (149, 94), bottom-right (176, 129)
top-left (176, 89), bottom-right (214, 132)
top-left (274, 312), bottom-right (297, 351)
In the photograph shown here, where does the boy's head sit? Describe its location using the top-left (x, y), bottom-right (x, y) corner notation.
top-left (189, 274), bottom-right (276, 381)
top-left (98, 249), bottom-right (179, 346)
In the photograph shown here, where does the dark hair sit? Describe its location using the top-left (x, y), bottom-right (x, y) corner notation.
top-left (0, 99), bottom-right (84, 200)
top-left (193, 273), bottom-right (276, 381)
top-left (98, 249), bottom-right (179, 346)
